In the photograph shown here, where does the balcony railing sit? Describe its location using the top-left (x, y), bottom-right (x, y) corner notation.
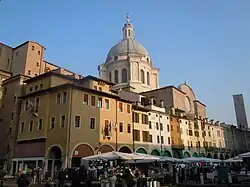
top-left (171, 144), bottom-right (185, 150)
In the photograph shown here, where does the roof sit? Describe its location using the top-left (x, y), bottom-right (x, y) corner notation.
top-left (194, 100), bottom-right (206, 107)
top-left (140, 86), bottom-right (186, 95)
top-left (2, 74), bottom-right (31, 85)
top-left (19, 82), bottom-right (133, 103)
top-left (106, 38), bottom-right (149, 61)
top-left (84, 75), bottom-right (115, 85)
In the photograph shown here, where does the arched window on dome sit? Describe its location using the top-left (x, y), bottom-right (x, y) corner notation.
top-left (114, 70), bottom-right (119, 84)
top-left (122, 69), bottom-right (128, 83)
top-left (147, 72), bottom-right (150, 86)
top-left (140, 69), bottom-right (145, 84)
top-left (109, 72), bottom-right (112, 82)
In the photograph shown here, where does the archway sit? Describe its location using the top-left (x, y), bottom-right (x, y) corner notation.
top-left (136, 148), bottom-right (147, 154)
top-left (98, 145), bottom-right (114, 153)
top-left (200, 153), bottom-right (205, 157)
top-left (225, 154), bottom-right (230, 159)
top-left (219, 154), bottom-right (224, 160)
top-left (71, 144), bottom-right (94, 167)
top-left (151, 149), bottom-right (161, 156)
top-left (162, 150), bottom-right (172, 157)
top-left (119, 146), bottom-right (132, 153)
top-left (213, 153), bottom-right (218, 159)
top-left (183, 152), bottom-right (191, 158)
top-left (173, 150), bottom-right (182, 158)
top-left (207, 153), bottom-right (212, 158)
top-left (47, 146), bottom-right (62, 176)
top-left (192, 152), bottom-right (199, 157)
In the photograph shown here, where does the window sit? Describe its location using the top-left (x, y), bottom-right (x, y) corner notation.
top-left (8, 127), bottom-right (12, 135)
top-left (109, 73), bottom-right (112, 82)
top-left (133, 129), bottom-right (140, 141)
top-left (38, 51), bottom-right (40, 55)
top-left (119, 102), bottom-right (123, 112)
top-left (160, 123), bottom-right (163, 131)
top-left (142, 131), bottom-right (149, 142)
top-left (29, 87), bottom-right (33, 92)
top-left (119, 122), bottom-right (123, 132)
top-left (28, 70), bottom-right (31, 75)
top-left (38, 119), bottom-right (43, 131)
top-left (122, 68), bottom-right (127, 83)
top-left (13, 96), bottom-right (17, 103)
top-left (142, 114), bottom-right (148, 124)
top-left (161, 136), bottom-right (164, 143)
top-left (94, 86), bottom-right (97, 90)
top-left (35, 98), bottom-right (40, 112)
top-left (114, 70), bottom-right (119, 83)
top-left (189, 130), bottom-right (193, 136)
top-left (157, 136), bottom-right (160, 143)
top-left (149, 135), bottom-right (153, 142)
top-left (11, 112), bottom-right (14, 120)
top-left (167, 125), bottom-right (170, 132)
top-left (20, 122), bottom-right (25, 133)
top-left (140, 69), bottom-right (145, 84)
top-left (50, 117), bottom-right (56, 129)
top-left (132, 112), bottom-right (139, 123)
top-left (217, 130), bottom-right (220, 137)
top-left (75, 116), bottom-right (80, 128)
top-left (83, 94), bottom-right (88, 105)
top-left (127, 104), bottom-right (130, 113)
top-left (104, 99), bottom-right (109, 109)
top-left (90, 118), bottom-right (95, 129)
top-left (40, 84), bottom-right (43, 89)
top-left (98, 87), bottom-right (102, 91)
top-left (97, 97), bottom-right (102, 108)
top-left (36, 62), bottom-right (39, 66)
top-left (63, 92), bottom-right (67, 103)
top-left (29, 121), bottom-right (33, 132)
top-left (32, 46), bottom-right (35, 50)
top-left (91, 96), bottom-right (95, 106)
top-left (156, 122), bottom-right (159, 130)
top-left (61, 115), bottom-right (66, 128)
top-left (147, 72), bottom-right (150, 85)
top-left (168, 137), bottom-right (171, 144)
top-left (149, 121), bottom-right (152, 129)
top-left (56, 93), bottom-right (61, 104)
top-left (127, 124), bottom-right (131, 133)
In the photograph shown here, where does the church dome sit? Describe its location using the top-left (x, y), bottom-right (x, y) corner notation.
top-left (107, 38), bottom-right (149, 58)
top-left (105, 15), bottom-right (150, 63)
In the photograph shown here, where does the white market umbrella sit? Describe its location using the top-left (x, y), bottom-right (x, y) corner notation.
top-left (239, 152), bottom-right (250, 158)
top-left (182, 157), bottom-right (221, 163)
top-left (224, 156), bottom-right (243, 163)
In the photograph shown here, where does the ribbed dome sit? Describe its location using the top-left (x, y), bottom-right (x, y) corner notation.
top-left (106, 38), bottom-right (149, 59)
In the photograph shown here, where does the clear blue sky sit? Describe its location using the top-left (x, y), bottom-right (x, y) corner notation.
top-left (1, 0), bottom-right (250, 125)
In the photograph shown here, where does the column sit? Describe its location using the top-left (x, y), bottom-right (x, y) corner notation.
top-left (51, 159), bottom-right (55, 178)
top-left (15, 161), bottom-right (18, 174)
top-left (21, 161), bottom-right (24, 171)
top-left (44, 158), bottom-right (48, 172)
top-left (61, 156), bottom-right (67, 169)
top-left (10, 161), bottom-right (14, 176)
top-left (68, 157), bottom-right (72, 168)
top-left (35, 160), bottom-right (38, 168)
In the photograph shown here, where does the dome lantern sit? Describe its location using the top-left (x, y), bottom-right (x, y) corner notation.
top-left (122, 14), bottom-right (134, 39)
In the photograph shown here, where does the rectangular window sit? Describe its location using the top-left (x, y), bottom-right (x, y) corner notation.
top-left (127, 124), bottom-right (131, 133)
top-left (11, 112), bottom-right (14, 120)
top-left (29, 121), bottom-right (33, 132)
top-left (75, 116), bottom-right (80, 128)
top-left (63, 92), bottom-right (67, 103)
top-left (38, 119), bottom-right (43, 131)
top-left (149, 121), bottom-right (152, 129)
top-left (167, 125), bottom-right (170, 132)
top-left (168, 137), bottom-right (171, 144)
top-left (20, 122), bottom-right (25, 133)
top-left (156, 122), bottom-right (159, 130)
top-left (104, 99), bottom-right (109, 109)
top-left (161, 136), bottom-right (164, 144)
top-left (149, 135), bottom-right (153, 142)
top-left (61, 115), bottom-right (66, 128)
top-left (157, 136), bottom-right (160, 143)
top-left (119, 122), bottom-right (123, 133)
top-left (132, 112), bottom-right (139, 123)
top-left (142, 131), bottom-right (149, 142)
top-left (133, 129), bottom-right (140, 141)
top-left (99, 87), bottom-right (102, 91)
top-left (119, 102), bottom-right (123, 112)
top-left (35, 98), bottom-right (40, 112)
top-left (91, 96), bottom-right (95, 106)
top-left (56, 93), bottom-right (61, 104)
top-left (90, 118), bottom-right (95, 129)
top-left (8, 127), bottom-right (12, 135)
top-left (83, 94), bottom-right (88, 105)
top-left (160, 123), bottom-right (163, 131)
top-left (142, 114), bottom-right (148, 124)
top-left (127, 104), bottom-right (131, 113)
top-left (97, 97), bottom-right (102, 108)
top-left (50, 117), bottom-right (56, 129)
top-left (94, 86), bottom-right (97, 90)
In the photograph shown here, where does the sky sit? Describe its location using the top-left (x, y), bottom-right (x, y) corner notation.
top-left (1, 0), bottom-right (250, 125)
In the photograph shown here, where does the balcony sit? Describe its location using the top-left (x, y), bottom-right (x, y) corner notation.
top-left (171, 144), bottom-right (185, 150)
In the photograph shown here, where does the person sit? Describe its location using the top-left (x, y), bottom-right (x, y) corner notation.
top-left (57, 168), bottom-right (66, 187)
top-left (122, 168), bottom-right (136, 187)
top-left (17, 171), bottom-right (30, 187)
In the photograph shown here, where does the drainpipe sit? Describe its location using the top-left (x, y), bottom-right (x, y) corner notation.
top-left (159, 112), bottom-right (162, 155)
top-left (132, 108), bottom-right (135, 152)
top-left (65, 88), bottom-right (73, 168)
top-left (115, 100), bottom-right (118, 151)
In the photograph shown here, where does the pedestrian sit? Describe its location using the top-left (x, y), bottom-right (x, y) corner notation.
top-left (17, 171), bottom-right (29, 187)
top-left (0, 166), bottom-right (5, 187)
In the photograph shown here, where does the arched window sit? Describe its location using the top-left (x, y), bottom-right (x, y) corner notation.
top-left (147, 72), bottom-right (150, 86)
top-left (114, 70), bottom-right (119, 84)
top-left (140, 69), bottom-right (145, 84)
top-left (122, 69), bottom-right (127, 83)
top-left (109, 72), bottom-right (112, 82)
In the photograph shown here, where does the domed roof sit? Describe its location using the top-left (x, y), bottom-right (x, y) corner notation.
top-left (107, 38), bottom-right (149, 58)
